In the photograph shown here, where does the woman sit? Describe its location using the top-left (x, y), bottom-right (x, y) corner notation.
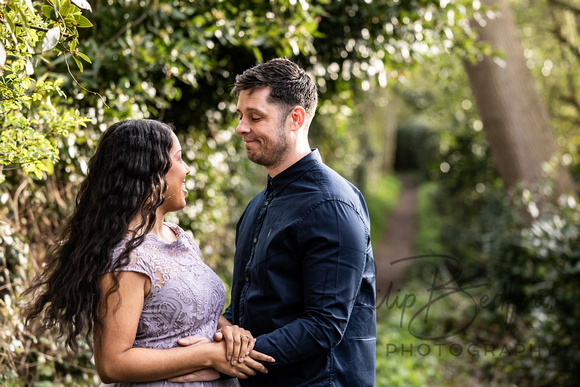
top-left (22, 119), bottom-right (273, 385)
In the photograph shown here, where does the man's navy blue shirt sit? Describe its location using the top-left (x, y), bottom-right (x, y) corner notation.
top-left (223, 150), bottom-right (376, 386)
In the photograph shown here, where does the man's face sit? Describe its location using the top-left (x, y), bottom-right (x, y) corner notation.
top-left (235, 87), bottom-right (290, 169)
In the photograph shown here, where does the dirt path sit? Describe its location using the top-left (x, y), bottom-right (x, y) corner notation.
top-left (374, 175), bottom-right (418, 302)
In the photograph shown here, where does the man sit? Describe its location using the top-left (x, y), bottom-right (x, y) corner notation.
top-left (219, 58), bottom-right (376, 386)
top-left (178, 58), bottom-right (376, 385)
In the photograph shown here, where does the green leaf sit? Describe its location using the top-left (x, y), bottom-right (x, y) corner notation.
top-left (42, 27), bottom-right (61, 52)
top-left (252, 46), bottom-right (263, 64)
top-left (4, 12), bottom-right (15, 34)
top-left (16, 6), bottom-right (30, 28)
top-left (64, 15), bottom-right (76, 27)
top-left (27, 165), bottom-right (43, 180)
top-left (41, 5), bottom-right (57, 21)
top-left (59, 0), bottom-right (73, 16)
top-left (36, 160), bottom-right (51, 173)
top-left (77, 15), bottom-right (93, 28)
top-left (77, 52), bottom-right (91, 63)
top-left (72, 55), bottom-right (83, 72)
top-left (303, 20), bottom-right (318, 34)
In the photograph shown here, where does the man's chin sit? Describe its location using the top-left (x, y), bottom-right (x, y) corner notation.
top-left (248, 153), bottom-right (268, 167)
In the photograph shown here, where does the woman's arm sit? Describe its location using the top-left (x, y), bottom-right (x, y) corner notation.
top-left (94, 271), bottom-right (268, 383)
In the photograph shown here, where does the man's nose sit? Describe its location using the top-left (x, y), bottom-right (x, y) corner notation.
top-left (236, 117), bottom-right (250, 135)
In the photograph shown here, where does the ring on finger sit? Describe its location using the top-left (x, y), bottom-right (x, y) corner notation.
top-left (241, 335), bottom-right (250, 339)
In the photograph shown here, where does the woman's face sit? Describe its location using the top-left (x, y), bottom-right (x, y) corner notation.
top-left (161, 131), bottom-right (190, 213)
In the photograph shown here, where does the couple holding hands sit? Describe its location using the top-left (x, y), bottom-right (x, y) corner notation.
top-left (24, 59), bottom-right (376, 386)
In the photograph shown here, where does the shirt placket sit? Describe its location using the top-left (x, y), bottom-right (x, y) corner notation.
top-left (239, 179), bottom-right (275, 326)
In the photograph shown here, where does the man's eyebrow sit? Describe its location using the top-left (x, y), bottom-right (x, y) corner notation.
top-left (238, 107), bottom-right (267, 115)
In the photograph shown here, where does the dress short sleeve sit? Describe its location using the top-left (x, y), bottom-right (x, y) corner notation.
top-left (108, 241), bottom-right (157, 288)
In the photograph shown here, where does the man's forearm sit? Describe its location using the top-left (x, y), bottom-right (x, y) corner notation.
top-left (218, 315), bottom-right (233, 329)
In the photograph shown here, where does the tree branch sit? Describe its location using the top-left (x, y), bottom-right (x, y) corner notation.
top-left (0, 18), bottom-right (73, 38)
top-left (62, 52), bottom-right (110, 108)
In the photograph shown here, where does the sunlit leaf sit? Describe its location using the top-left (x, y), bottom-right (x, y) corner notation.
top-left (73, 55), bottom-right (83, 72)
top-left (26, 58), bottom-right (34, 75)
top-left (16, 6), bottom-right (30, 28)
top-left (65, 16), bottom-right (76, 27)
top-left (60, 0), bottom-right (73, 16)
top-left (0, 43), bottom-right (6, 68)
top-left (77, 15), bottom-right (93, 28)
top-left (25, 0), bottom-right (36, 14)
top-left (30, 166), bottom-right (43, 180)
top-left (77, 52), bottom-right (92, 63)
top-left (42, 27), bottom-right (61, 52)
top-left (42, 5), bottom-right (57, 20)
top-left (4, 12), bottom-right (15, 33)
top-left (71, 0), bottom-right (92, 11)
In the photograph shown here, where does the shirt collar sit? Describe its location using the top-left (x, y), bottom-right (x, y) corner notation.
top-left (266, 149), bottom-right (321, 196)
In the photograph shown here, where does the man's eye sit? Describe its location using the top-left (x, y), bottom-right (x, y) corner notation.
top-left (251, 117), bottom-right (261, 121)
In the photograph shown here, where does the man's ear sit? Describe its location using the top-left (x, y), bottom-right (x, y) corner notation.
top-left (289, 106), bottom-right (306, 131)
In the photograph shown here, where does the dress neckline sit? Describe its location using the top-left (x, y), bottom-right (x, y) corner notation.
top-left (146, 222), bottom-right (181, 246)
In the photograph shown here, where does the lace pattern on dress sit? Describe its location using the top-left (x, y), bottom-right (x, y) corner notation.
top-left (109, 223), bottom-right (225, 350)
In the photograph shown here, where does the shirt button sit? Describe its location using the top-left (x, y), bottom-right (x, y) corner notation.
top-left (264, 200), bottom-right (269, 206)
top-left (253, 237), bottom-right (257, 244)
top-left (245, 276), bottom-right (249, 282)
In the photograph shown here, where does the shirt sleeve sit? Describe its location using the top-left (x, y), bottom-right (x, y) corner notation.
top-left (253, 199), bottom-right (371, 366)
top-left (222, 304), bottom-right (233, 323)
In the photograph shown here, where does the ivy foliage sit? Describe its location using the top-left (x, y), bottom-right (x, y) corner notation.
top-left (0, 0), bottom-right (93, 181)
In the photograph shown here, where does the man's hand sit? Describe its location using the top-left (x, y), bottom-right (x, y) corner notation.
top-left (174, 337), bottom-right (275, 380)
top-left (213, 325), bottom-right (255, 365)
top-left (168, 368), bottom-right (220, 383)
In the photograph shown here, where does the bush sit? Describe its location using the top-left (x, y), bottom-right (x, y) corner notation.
top-left (0, 222), bottom-right (99, 385)
top-left (483, 192), bottom-right (580, 386)
top-left (418, 126), bottom-right (580, 385)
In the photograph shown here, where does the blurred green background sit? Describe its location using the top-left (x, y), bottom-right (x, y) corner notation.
top-left (1, 0), bottom-right (579, 385)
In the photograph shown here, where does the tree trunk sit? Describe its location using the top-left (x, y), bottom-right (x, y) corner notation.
top-left (463, 0), bottom-right (573, 193)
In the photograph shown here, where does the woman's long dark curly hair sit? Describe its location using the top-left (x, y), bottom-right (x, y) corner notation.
top-left (22, 119), bottom-right (175, 353)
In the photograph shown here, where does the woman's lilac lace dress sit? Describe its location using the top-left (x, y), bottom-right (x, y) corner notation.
top-left (100, 223), bottom-right (236, 387)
